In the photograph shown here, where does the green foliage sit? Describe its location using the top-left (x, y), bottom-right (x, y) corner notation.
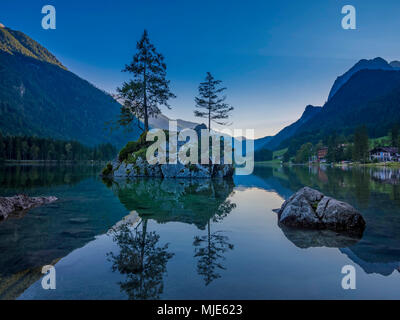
top-left (132, 147), bottom-right (147, 161)
top-left (102, 163), bottom-right (113, 176)
top-left (391, 123), bottom-right (399, 148)
top-left (294, 143), bottom-right (313, 164)
top-left (194, 72), bottom-right (234, 130)
top-left (0, 28), bottom-right (138, 147)
top-left (118, 131), bottom-right (154, 162)
top-left (119, 141), bottom-right (140, 162)
top-left (283, 151), bottom-right (291, 163)
top-left (254, 148), bottom-right (273, 162)
top-left (325, 132), bottom-right (346, 163)
top-left (353, 126), bottom-right (369, 163)
top-left (116, 30), bottom-right (175, 132)
top-left (285, 123), bottom-right (400, 164)
top-left (278, 70), bottom-right (400, 152)
top-left (0, 134), bottom-right (117, 161)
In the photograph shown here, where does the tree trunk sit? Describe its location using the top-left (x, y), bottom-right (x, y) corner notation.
top-left (208, 78), bottom-right (211, 132)
top-left (143, 51), bottom-right (149, 132)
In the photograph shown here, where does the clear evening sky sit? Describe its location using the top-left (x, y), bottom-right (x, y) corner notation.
top-left (2, 0), bottom-right (400, 138)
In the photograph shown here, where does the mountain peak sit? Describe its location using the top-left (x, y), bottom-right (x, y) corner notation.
top-left (0, 26), bottom-right (66, 69)
top-left (355, 57), bottom-right (390, 68)
top-left (303, 104), bottom-right (321, 114)
top-left (328, 57), bottom-right (393, 101)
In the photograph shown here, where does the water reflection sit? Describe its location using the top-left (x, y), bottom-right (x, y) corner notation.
top-left (0, 164), bottom-right (125, 299)
top-left (193, 200), bottom-right (236, 286)
top-left (105, 178), bottom-right (236, 230)
top-left (104, 178), bottom-right (237, 288)
top-left (279, 226), bottom-right (361, 249)
top-left (108, 219), bottom-right (174, 300)
top-left (0, 164), bottom-right (100, 192)
top-left (2, 163), bottom-right (400, 299)
top-left (247, 164), bottom-right (400, 276)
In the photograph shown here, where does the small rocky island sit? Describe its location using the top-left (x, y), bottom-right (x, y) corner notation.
top-left (0, 194), bottom-right (58, 221)
top-left (274, 187), bottom-right (366, 235)
top-left (102, 125), bottom-right (234, 179)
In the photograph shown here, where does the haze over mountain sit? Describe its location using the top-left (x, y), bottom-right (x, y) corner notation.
top-left (148, 113), bottom-right (198, 131)
top-left (263, 105), bottom-right (322, 151)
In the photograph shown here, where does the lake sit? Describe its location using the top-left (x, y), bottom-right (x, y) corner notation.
top-left (0, 164), bottom-right (400, 299)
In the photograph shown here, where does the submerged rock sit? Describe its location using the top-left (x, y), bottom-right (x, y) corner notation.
top-left (274, 187), bottom-right (365, 235)
top-left (0, 194), bottom-right (57, 220)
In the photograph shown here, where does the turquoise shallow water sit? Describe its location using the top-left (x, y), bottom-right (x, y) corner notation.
top-left (1, 164), bottom-right (400, 299)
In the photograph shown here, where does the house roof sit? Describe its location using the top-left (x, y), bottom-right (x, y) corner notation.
top-left (370, 147), bottom-right (399, 154)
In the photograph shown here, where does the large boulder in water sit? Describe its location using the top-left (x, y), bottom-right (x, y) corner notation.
top-left (274, 187), bottom-right (365, 235)
top-left (0, 194), bottom-right (57, 220)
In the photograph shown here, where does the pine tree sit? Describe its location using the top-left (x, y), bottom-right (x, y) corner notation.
top-left (116, 30), bottom-right (175, 133)
top-left (326, 133), bottom-right (337, 163)
top-left (0, 131), bottom-right (5, 160)
top-left (353, 126), bottom-right (369, 163)
top-left (194, 72), bottom-right (234, 131)
top-left (391, 123), bottom-right (399, 147)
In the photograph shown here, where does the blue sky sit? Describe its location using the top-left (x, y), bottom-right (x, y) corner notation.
top-left (2, 0), bottom-right (400, 138)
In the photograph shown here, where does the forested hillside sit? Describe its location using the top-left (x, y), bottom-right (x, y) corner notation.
top-left (0, 27), bottom-right (137, 147)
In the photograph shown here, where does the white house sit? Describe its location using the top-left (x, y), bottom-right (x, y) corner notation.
top-left (370, 147), bottom-right (400, 162)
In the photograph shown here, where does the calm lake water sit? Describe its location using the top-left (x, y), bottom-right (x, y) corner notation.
top-left (0, 164), bottom-right (400, 299)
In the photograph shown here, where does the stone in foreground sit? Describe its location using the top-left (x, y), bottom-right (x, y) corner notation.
top-left (0, 194), bottom-right (58, 220)
top-left (274, 187), bottom-right (365, 235)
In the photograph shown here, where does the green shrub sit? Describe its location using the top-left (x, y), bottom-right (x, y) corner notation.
top-left (101, 162), bottom-right (113, 176)
top-left (188, 164), bottom-right (199, 172)
top-left (118, 141), bottom-right (140, 162)
top-left (119, 131), bottom-right (154, 162)
top-left (133, 147), bottom-right (147, 160)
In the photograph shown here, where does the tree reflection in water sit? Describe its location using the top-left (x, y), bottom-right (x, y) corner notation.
top-left (108, 219), bottom-right (174, 300)
top-left (105, 178), bottom-right (237, 289)
top-left (193, 199), bottom-right (236, 286)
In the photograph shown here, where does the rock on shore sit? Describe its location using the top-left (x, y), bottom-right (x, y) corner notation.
top-left (274, 187), bottom-right (365, 235)
top-left (0, 194), bottom-right (57, 220)
top-left (104, 157), bottom-right (234, 179)
top-left (101, 124), bottom-right (235, 179)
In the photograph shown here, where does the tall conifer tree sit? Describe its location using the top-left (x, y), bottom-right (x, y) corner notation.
top-left (194, 72), bottom-right (234, 131)
top-left (117, 30), bottom-right (175, 133)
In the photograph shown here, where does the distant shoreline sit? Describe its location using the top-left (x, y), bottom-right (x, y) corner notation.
top-left (1, 160), bottom-right (108, 165)
top-left (254, 161), bottom-right (400, 168)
